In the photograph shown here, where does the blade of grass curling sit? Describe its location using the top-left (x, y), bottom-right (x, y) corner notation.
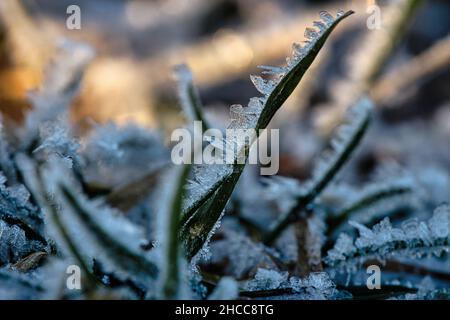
top-left (182, 10), bottom-right (355, 259)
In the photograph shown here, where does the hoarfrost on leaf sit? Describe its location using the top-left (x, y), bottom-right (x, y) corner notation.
top-left (325, 204), bottom-right (450, 272)
top-left (258, 65), bottom-right (286, 76)
top-left (304, 27), bottom-right (319, 40)
top-left (319, 11), bottom-right (335, 25)
top-left (250, 75), bottom-right (276, 96)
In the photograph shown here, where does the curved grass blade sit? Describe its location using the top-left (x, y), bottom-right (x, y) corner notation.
top-left (182, 10), bottom-right (355, 259)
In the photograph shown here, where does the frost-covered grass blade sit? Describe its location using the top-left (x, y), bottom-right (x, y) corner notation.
top-left (18, 155), bottom-right (158, 294)
top-left (325, 204), bottom-right (450, 273)
top-left (181, 10), bottom-right (355, 259)
top-left (264, 97), bottom-right (373, 244)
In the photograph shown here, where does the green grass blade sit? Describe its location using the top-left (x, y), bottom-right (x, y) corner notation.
top-left (182, 10), bottom-right (355, 259)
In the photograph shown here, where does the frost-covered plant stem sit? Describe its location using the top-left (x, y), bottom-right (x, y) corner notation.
top-left (264, 97), bottom-right (372, 245)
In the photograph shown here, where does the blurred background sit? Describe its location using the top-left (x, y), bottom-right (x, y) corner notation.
top-left (0, 0), bottom-right (449, 180)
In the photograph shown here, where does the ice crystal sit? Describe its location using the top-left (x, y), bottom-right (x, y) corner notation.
top-left (229, 103), bottom-right (261, 129)
top-left (258, 65), bottom-right (286, 76)
top-left (250, 75), bottom-right (276, 96)
top-left (304, 27), bottom-right (319, 40)
top-left (326, 233), bottom-right (356, 264)
top-left (319, 11), bottom-right (335, 25)
top-left (395, 277), bottom-right (450, 300)
top-left (325, 204), bottom-right (450, 272)
top-left (313, 21), bottom-right (327, 32)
